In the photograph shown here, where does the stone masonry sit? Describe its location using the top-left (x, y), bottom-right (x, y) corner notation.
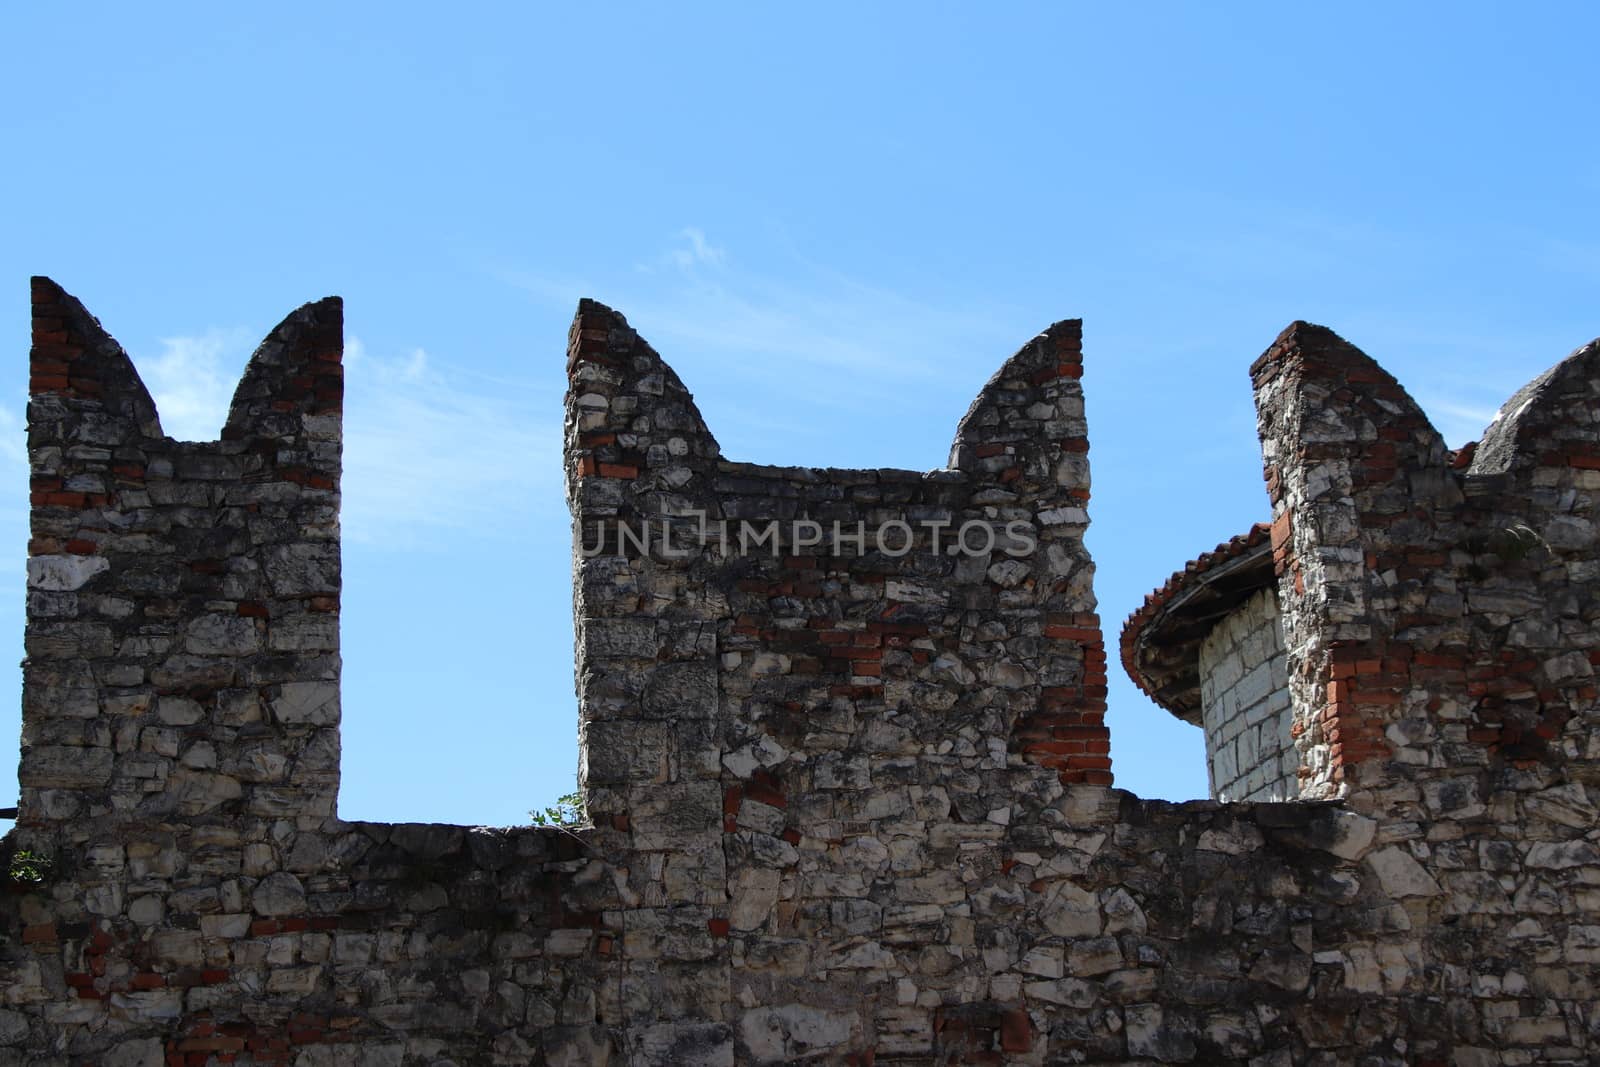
top-left (1, 279), bottom-right (1598, 1065)
top-left (1198, 588), bottom-right (1295, 804)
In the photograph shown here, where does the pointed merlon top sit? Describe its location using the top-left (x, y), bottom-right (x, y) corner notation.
top-left (1471, 336), bottom-right (1600, 477)
top-left (1274, 320), bottom-right (1335, 345)
top-left (1251, 317), bottom-right (1448, 481)
top-left (567, 298), bottom-right (635, 372)
top-left (220, 293), bottom-right (344, 440)
top-left (955, 317), bottom-right (1084, 409)
top-left (30, 275), bottom-right (165, 438)
top-left (576, 297), bottom-right (628, 324)
top-left (564, 299), bottom-right (721, 457)
top-left (31, 277), bottom-right (342, 444)
top-left (1249, 320), bottom-right (1370, 377)
top-left (571, 299), bottom-right (637, 352)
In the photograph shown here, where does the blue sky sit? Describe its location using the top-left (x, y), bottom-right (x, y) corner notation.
top-left (1, 3), bottom-right (1596, 825)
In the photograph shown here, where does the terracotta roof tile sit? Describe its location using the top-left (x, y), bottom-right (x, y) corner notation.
top-left (1120, 523), bottom-right (1272, 714)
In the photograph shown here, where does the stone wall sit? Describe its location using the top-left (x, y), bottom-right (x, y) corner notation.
top-left (1, 280), bottom-right (616, 1067)
top-left (2, 282), bottom-right (1598, 1066)
top-left (1198, 588), bottom-right (1294, 802)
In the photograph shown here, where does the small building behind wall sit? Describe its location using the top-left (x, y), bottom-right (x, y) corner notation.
top-left (1122, 523), bottom-right (1298, 802)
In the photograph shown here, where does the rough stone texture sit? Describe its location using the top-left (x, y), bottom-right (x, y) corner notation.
top-left (1198, 588), bottom-right (1294, 801)
top-left (1, 285), bottom-right (1598, 1065)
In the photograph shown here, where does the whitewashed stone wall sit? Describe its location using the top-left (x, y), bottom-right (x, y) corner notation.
top-left (1198, 588), bottom-right (1294, 801)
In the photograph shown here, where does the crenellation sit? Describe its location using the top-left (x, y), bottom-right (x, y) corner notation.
top-left (2, 284), bottom-right (1599, 1064)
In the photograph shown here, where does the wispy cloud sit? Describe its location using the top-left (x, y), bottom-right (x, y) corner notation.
top-left (341, 338), bottom-right (559, 545)
top-left (144, 328), bottom-right (255, 441)
top-left (1418, 397), bottom-right (1503, 448)
top-left (1343, 321), bottom-right (1575, 450)
top-left (138, 332), bottom-right (558, 548)
top-left (494, 227), bottom-right (1056, 472)
top-left (502, 227), bottom-right (1020, 420)
top-left (669, 227), bottom-right (725, 270)
top-left (0, 405), bottom-right (26, 478)
top-left (0, 405), bottom-right (28, 564)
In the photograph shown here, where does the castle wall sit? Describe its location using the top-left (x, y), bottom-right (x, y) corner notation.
top-left (564, 299), bottom-right (1113, 1061)
top-left (1, 280), bottom-right (618, 1067)
top-left (1198, 587), bottom-right (1294, 801)
top-left (1, 282), bottom-right (1597, 1066)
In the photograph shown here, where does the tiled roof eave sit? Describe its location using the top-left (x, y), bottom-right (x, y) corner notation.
top-left (1120, 523), bottom-right (1276, 723)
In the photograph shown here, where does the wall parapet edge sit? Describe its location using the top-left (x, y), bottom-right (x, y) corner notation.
top-left (0, 286), bottom-right (1596, 1065)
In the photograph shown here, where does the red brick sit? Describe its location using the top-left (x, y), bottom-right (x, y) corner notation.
top-left (1043, 624), bottom-right (1101, 643)
top-left (1000, 1009), bottom-right (1034, 1052)
top-left (745, 781), bottom-right (786, 809)
top-left (1026, 740), bottom-right (1087, 755)
top-left (21, 923), bottom-right (57, 944)
top-left (178, 1038), bottom-right (246, 1053)
top-left (32, 341), bottom-right (83, 361)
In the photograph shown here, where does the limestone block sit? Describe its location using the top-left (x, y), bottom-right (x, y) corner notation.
top-left (739, 1004), bottom-right (854, 1063)
top-left (252, 872), bottom-right (307, 916)
top-left (1367, 847), bottom-right (1442, 898)
top-left (271, 681), bottom-right (339, 725)
top-left (27, 554), bottom-right (109, 591)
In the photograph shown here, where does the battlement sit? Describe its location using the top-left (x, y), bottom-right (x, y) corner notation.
top-left (2, 282), bottom-right (1597, 1066)
top-left (22, 277), bottom-right (344, 829)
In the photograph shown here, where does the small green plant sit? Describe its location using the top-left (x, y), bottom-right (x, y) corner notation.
top-left (7, 849), bottom-right (52, 886)
top-left (1489, 522), bottom-right (1546, 562)
top-left (529, 791), bottom-right (586, 828)
top-left (1465, 523), bottom-right (1550, 579)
